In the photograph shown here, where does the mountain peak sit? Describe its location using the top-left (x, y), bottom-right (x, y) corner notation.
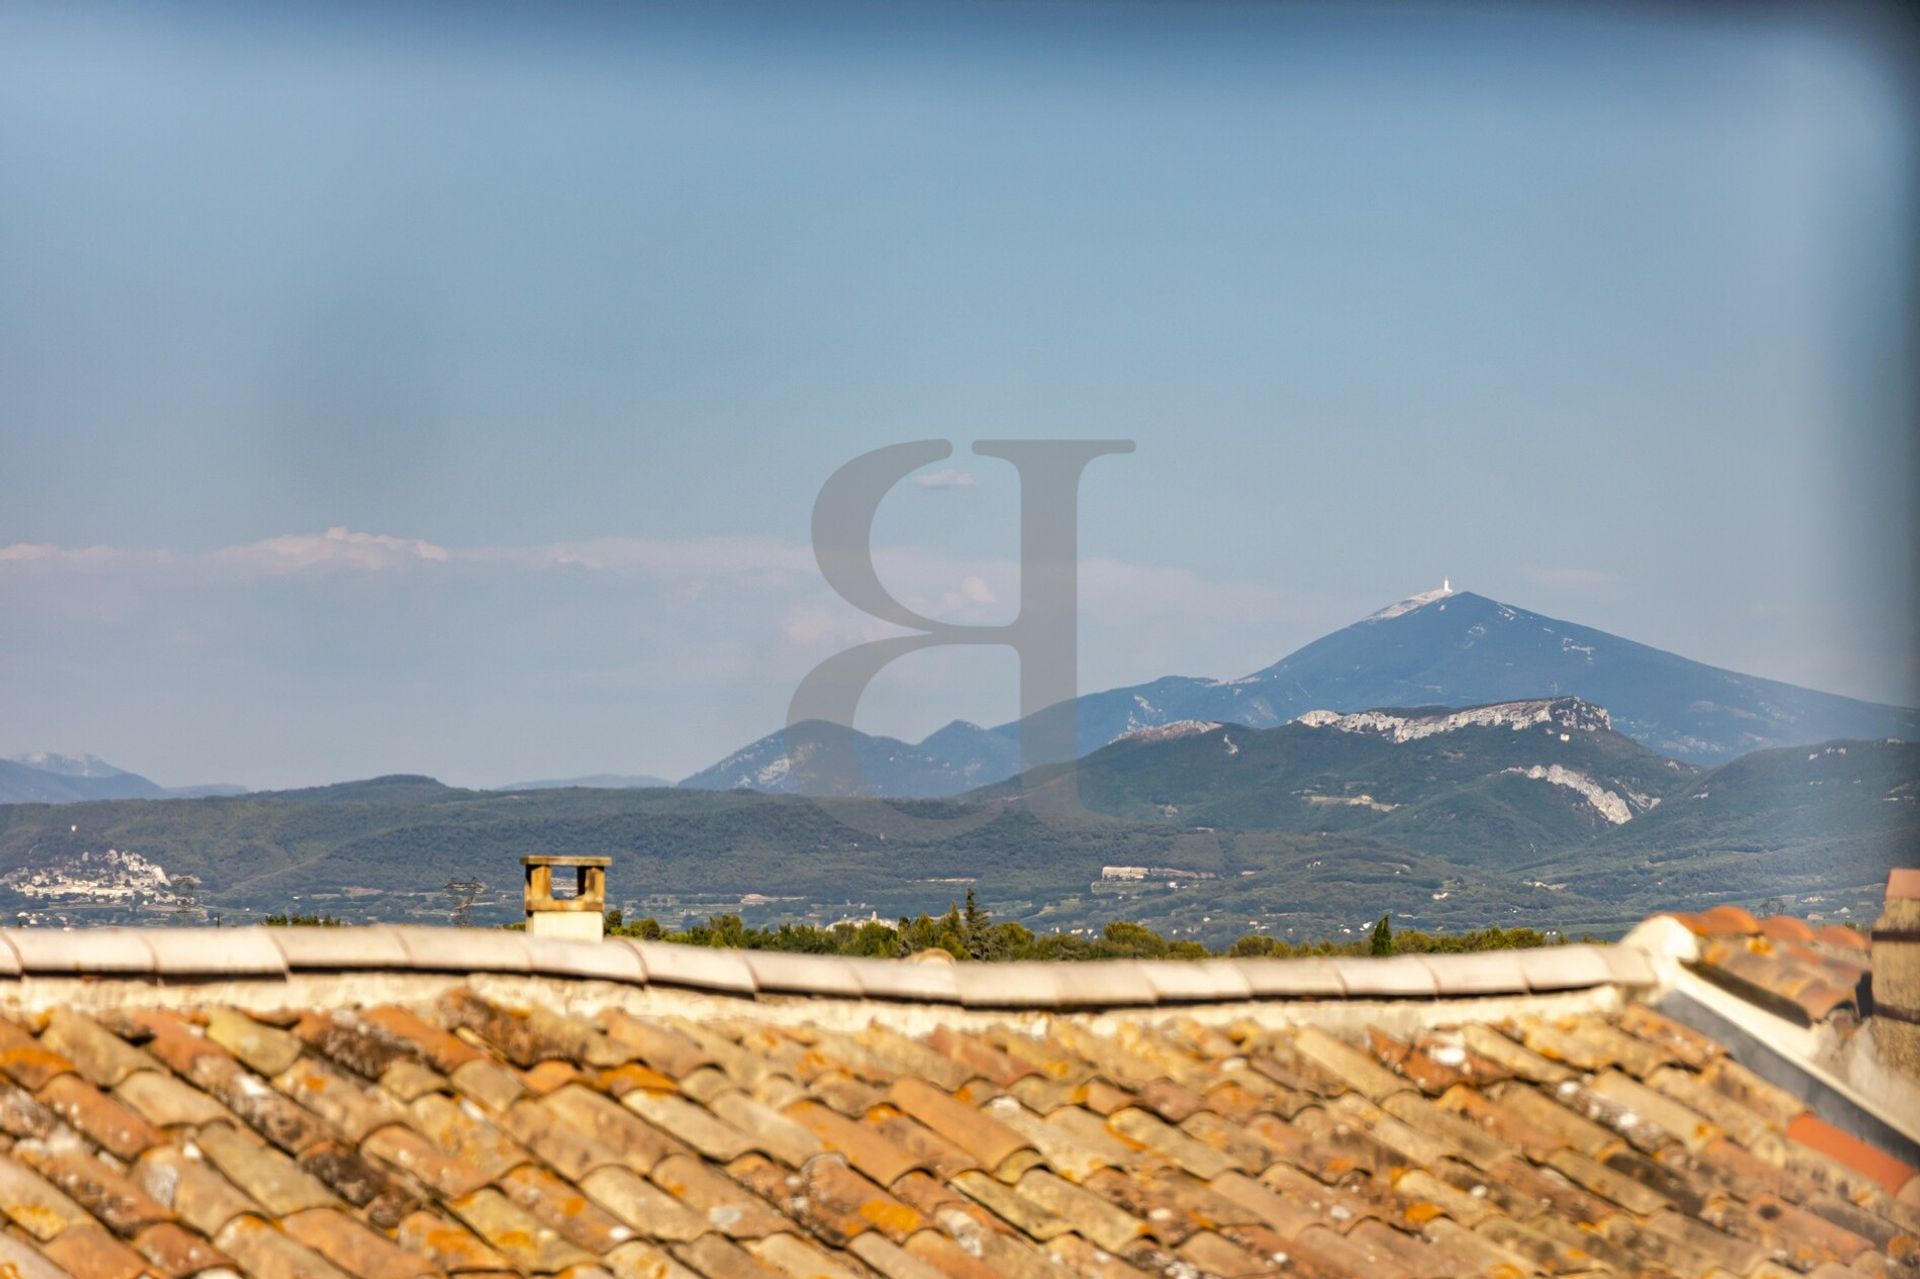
top-left (1365, 581), bottom-right (1458, 622)
top-left (8, 751), bottom-right (131, 779)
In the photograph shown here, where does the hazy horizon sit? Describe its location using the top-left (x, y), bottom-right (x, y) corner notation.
top-left (3, 1), bottom-right (1915, 789)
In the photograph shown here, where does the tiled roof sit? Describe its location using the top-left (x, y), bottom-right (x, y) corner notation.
top-left (1, 930), bottom-right (1918, 1278)
top-left (1662, 911), bottom-right (1873, 1029)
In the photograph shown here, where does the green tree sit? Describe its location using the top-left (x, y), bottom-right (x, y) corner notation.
top-left (1101, 920), bottom-right (1170, 958)
top-left (963, 888), bottom-right (992, 959)
top-left (1369, 914), bottom-right (1394, 956)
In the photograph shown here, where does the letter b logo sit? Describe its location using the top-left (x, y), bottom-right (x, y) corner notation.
top-left (787, 438), bottom-right (1133, 824)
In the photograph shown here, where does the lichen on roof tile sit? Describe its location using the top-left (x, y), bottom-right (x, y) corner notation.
top-left (0, 917), bottom-right (1914, 1279)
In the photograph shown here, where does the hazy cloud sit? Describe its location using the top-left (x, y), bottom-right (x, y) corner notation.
top-left (212, 527), bottom-right (452, 574)
top-left (0, 527), bottom-right (1320, 786)
top-left (910, 468), bottom-right (977, 489)
top-left (1524, 566), bottom-right (1628, 597)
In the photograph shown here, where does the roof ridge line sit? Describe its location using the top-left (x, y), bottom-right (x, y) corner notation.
top-left (0, 925), bottom-right (1656, 1009)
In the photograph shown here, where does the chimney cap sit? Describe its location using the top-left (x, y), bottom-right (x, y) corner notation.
top-left (522, 854), bottom-right (611, 868)
top-left (1888, 868), bottom-right (1920, 902)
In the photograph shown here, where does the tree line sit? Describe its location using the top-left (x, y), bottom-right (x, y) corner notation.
top-left (603, 890), bottom-right (1570, 960)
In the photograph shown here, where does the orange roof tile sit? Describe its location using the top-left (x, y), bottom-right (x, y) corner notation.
top-left (1818, 923), bottom-right (1872, 953)
top-left (1756, 915), bottom-right (1819, 944)
top-left (0, 920), bottom-right (1914, 1278)
top-left (1697, 904), bottom-right (1762, 935)
top-left (1787, 1111), bottom-right (1920, 1194)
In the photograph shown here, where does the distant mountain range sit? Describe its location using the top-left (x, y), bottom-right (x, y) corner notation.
top-left (0, 753), bottom-right (245, 805)
top-left (983, 696), bottom-right (1696, 854)
top-left (2, 701), bottom-right (1910, 941)
top-left (683, 585), bottom-right (1920, 797)
top-left (13, 584), bottom-right (1915, 809)
top-left (678, 720), bottom-right (1008, 797)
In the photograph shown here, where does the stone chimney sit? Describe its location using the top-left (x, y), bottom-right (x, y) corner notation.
top-left (522, 855), bottom-right (609, 943)
top-left (1870, 867), bottom-right (1920, 1078)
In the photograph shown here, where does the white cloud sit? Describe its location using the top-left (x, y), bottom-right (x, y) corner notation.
top-left (957, 574), bottom-right (996, 605)
top-left (0, 543), bottom-right (165, 571)
top-left (0, 526), bottom-right (1337, 783)
top-left (475, 535), bottom-right (815, 579)
top-left (910, 468), bottom-right (977, 489)
top-left (0, 528), bottom-right (817, 583)
top-left (213, 526), bottom-right (451, 574)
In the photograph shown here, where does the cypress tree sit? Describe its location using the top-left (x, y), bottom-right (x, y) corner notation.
top-left (1369, 913), bottom-right (1394, 956)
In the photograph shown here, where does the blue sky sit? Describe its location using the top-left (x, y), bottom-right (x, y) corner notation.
top-left (1, 1), bottom-right (1914, 789)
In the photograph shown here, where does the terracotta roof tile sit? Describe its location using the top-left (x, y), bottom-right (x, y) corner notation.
top-left (364, 1120), bottom-right (494, 1198)
top-left (1699, 904), bottom-right (1763, 935)
top-left (1389, 1165), bottom-right (1495, 1227)
top-left (496, 1164), bottom-right (638, 1253)
top-left (1290, 1025), bottom-right (1414, 1103)
top-left (41, 1218), bottom-right (148, 1279)
top-left (302, 1138), bottom-right (421, 1226)
top-left (576, 1165), bottom-right (707, 1241)
top-left (1617, 1002), bottom-right (1724, 1069)
top-left (648, 1153), bottom-right (791, 1239)
top-left (39, 1011), bottom-right (158, 1089)
top-left (922, 1028), bottom-right (1033, 1089)
top-left (888, 1077), bottom-right (1032, 1175)
top-left (744, 1230), bottom-right (872, 1279)
top-left (362, 1005), bottom-right (486, 1074)
top-left (1819, 924), bottom-right (1871, 953)
top-left (0, 1154), bottom-right (97, 1241)
top-left (782, 1099), bottom-right (923, 1186)
top-left (131, 1219), bottom-right (233, 1278)
top-left (1788, 1112), bottom-right (1920, 1196)
top-left (395, 1209), bottom-right (513, 1273)
top-left (1041, 1232), bottom-right (1155, 1279)
top-left (37, 1073), bottom-right (162, 1160)
top-left (707, 1093), bottom-right (823, 1170)
top-left (1758, 914), bottom-right (1821, 945)
top-left (18, 1146), bottom-right (172, 1238)
top-left (1589, 1068), bottom-right (1722, 1152)
top-left (452, 1058), bottom-right (533, 1115)
top-left (0, 930), bottom-right (1914, 1279)
top-left (282, 1207), bottom-right (439, 1279)
top-left (1456, 1023), bottom-right (1571, 1086)
top-left (410, 1092), bottom-right (532, 1180)
top-left (0, 1018), bottom-right (78, 1093)
top-left (218, 1212), bottom-right (358, 1279)
top-left (671, 1231), bottom-right (787, 1279)
top-left (1701, 1055), bottom-right (1806, 1130)
top-left (194, 1121), bottom-right (339, 1215)
top-left (867, 1107), bottom-right (981, 1181)
top-left (0, 1234), bottom-right (69, 1279)
top-left (449, 1186), bottom-right (597, 1273)
top-left (771, 1152), bottom-right (929, 1244)
top-left (274, 1057), bottom-right (409, 1141)
top-left (1073, 1168), bottom-right (1199, 1245)
top-left (134, 1145), bottom-right (260, 1237)
top-left (206, 1008), bottom-right (305, 1076)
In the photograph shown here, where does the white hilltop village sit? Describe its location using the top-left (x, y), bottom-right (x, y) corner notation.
top-left (3, 845), bottom-right (174, 908)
